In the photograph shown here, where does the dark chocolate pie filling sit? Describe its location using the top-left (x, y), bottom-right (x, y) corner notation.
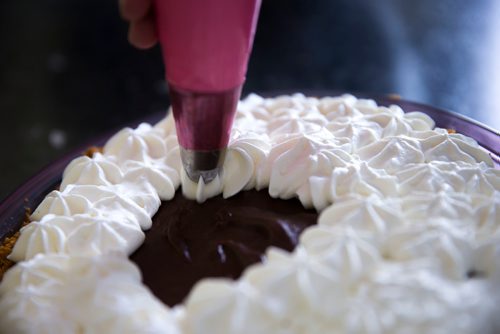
top-left (130, 189), bottom-right (318, 306)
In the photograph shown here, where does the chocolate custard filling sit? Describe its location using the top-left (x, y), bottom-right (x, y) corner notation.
top-left (130, 189), bottom-right (318, 306)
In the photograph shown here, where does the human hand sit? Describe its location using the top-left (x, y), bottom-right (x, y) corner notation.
top-left (119, 0), bottom-right (158, 49)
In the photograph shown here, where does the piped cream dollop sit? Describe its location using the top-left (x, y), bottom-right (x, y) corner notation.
top-left (0, 253), bottom-right (180, 334)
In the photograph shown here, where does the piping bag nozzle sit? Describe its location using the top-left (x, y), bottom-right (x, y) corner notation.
top-left (169, 85), bottom-right (242, 183)
top-left (180, 148), bottom-right (226, 183)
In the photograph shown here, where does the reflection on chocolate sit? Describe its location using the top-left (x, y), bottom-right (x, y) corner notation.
top-left (130, 189), bottom-right (318, 306)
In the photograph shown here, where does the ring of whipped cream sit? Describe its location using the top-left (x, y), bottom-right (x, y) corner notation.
top-left (1, 94), bottom-right (499, 333)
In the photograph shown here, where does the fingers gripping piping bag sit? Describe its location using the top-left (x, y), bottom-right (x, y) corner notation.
top-left (154, 0), bottom-right (262, 185)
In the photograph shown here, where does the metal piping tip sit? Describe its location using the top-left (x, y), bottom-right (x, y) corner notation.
top-left (180, 147), bottom-right (226, 183)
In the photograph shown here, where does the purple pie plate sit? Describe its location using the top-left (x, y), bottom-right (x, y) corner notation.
top-left (0, 94), bottom-right (499, 243)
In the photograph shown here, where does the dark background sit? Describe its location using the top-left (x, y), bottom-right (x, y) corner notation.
top-left (0, 0), bottom-right (499, 201)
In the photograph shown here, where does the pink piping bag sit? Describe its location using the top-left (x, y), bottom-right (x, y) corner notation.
top-left (154, 0), bottom-right (262, 182)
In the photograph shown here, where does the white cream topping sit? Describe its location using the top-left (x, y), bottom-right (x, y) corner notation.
top-left (104, 123), bottom-right (181, 200)
top-left (319, 195), bottom-right (405, 234)
top-left (421, 132), bottom-right (494, 166)
top-left (382, 223), bottom-right (476, 279)
top-left (300, 161), bottom-right (398, 210)
top-left (344, 262), bottom-right (498, 334)
top-left (182, 279), bottom-right (277, 334)
top-left (395, 161), bottom-right (500, 196)
top-left (242, 247), bottom-right (350, 332)
top-left (8, 213), bottom-right (144, 262)
top-left (32, 183), bottom-right (156, 229)
top-left (299, 226), bottom-right (381, 282)
top-left (0, 253), bottom-right (179, 334)
top-left (3, 93), bottom-right (500, 333)
top-left (60, 153), bottom-right (124, 189)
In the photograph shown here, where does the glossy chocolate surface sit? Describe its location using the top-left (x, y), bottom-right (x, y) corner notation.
top-left (130, 189), bottom-right (318, 306)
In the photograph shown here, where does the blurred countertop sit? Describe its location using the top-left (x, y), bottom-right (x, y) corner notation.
top-left (0, 0), bottom-right (499, 201)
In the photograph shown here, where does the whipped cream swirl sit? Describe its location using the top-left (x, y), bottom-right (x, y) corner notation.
top-left (0, 253), bottom-right (179, 334)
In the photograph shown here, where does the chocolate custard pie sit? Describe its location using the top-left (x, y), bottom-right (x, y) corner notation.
top-left (0, 94), bottom-right (499, 334)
